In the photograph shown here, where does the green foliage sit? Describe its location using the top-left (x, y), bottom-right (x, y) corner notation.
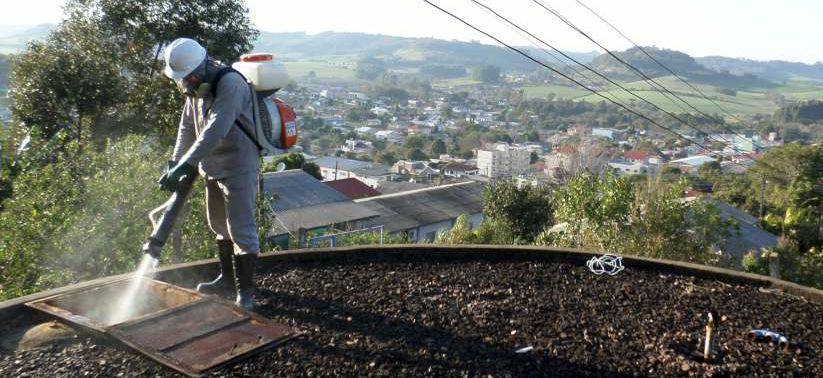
top-left (436, 215), bottom-right (519, 245)
top-left (431, 139), bottom-right (447, 155)
top-left (0, 136), bottom-right (216, 300)
top-left (356, 57), bottom-right (386, 81)
top-left (407, 148), bottom-right (427, 161)
top-left (9, 19), bottom-right (123, 145)
top-left (483, 180), bottom-right (554, 242)
top-left (8, 0), bottom-right (259, 152)
top-left (471, 65), bottom-right (500, 83)
top-left (263, 152), bottom-right (322, 180)
top-left (775, 100), bottom-right (823, 124)
top-left (549, 172), bottom-right (730, 263)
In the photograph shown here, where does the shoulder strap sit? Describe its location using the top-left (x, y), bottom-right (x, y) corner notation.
top-left (208, 67), bottom-right (263, 152)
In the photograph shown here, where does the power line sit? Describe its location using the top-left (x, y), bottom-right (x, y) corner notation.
top-left (528, 0), bottom-right (762, 161)
top-left (469, 0), bottom-right (754, 160)
top-left (470, 1), bottom-right (618, 97)
top-left (421, 0), bottom-right (723, 158)
top-left (531, 1), bottom-right (738, 132)
top-left (571, 0), bottom-right (765, 149)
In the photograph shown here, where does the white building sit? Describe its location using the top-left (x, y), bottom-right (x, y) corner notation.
top-left (592, 128), bottom-right (624, 140)
top-left (476, 143), bottom-right (530, 179)
top-left (314, 157), bottom-right (393, 188)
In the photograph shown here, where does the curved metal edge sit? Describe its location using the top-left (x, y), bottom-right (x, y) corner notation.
top-left (2, 245), bottom-right (821, 324)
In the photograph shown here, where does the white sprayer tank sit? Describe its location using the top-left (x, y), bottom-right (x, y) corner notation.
top-left (232, 53), bottom-right (289, 92)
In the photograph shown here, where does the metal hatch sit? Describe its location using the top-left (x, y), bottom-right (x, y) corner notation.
top-left (26, 277), bottom-right (295, 376)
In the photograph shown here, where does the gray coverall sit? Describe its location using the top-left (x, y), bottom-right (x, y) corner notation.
top-left (172, 69), bottom-right (260, 255)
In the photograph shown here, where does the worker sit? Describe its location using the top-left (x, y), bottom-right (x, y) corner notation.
top-left (158, 37), bottom-right (259, 310)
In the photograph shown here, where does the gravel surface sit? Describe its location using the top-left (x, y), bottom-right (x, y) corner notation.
top-left (1, 256), bottom-right (820, 377)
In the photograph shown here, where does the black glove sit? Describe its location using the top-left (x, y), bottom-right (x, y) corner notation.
top-left (157, 160), bottom-right (177, 185)
top-left (158, 161), bottom-right (197, 192)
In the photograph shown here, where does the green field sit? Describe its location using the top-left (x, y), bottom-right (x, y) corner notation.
top-left (522, 84), bottom-right (590, 99)
top-left (283, 60), bottom-right (358, 82)
top-left (433, 77), bottom-right (483, 88)
top-left (521, 76), bottom-right (823, 116)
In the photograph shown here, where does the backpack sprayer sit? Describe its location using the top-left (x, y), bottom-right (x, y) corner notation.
top-left (142, 53), bottom-right (295, 258)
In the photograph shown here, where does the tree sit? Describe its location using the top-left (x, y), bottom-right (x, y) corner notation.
top-left (407, 148), bottom-right (428, 161)
top-left (431, 139), bottom-right (447, 155)
top-left (39, 0), bottom-right (257, 139)
top-left (472, 65), bottom-right (500, 83)
top-left (9, 19), bottom-right (123, 151)
top-left (405, 135), bottom-right (425, 150)
top-left (546, 172), bottom-right (730, 263)
top-left (530, 151), bottom-right (539, 164)
top-left (483, 180), bottom-right (554, 242)
top-left (379, 151), bottom-right (398, 165)
top-left (264, 152), bottom-right (322, 180)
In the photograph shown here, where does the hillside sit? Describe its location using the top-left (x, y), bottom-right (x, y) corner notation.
top-left (254, 31), bottom-right (599, 73)
top-left (697, 56), bottom-right (823, 83)
top-left (589, 47), bottom-right (773, 89)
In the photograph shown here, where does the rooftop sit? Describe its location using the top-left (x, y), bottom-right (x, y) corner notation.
top-left (1, 246), bottom-right (820, 376)
top-left (314, 157), bottom-right (392, 177)
top-left (356, 182), bottom-right (484, 233)
top-left (325, 178), bottom-right (382, 200)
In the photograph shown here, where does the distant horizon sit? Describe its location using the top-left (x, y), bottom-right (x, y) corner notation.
top-left (2, 23), bottom-right (821, 67)
top-left (2, 0), bottom-right (823, 64)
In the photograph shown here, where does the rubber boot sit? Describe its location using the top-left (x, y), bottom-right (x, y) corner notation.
top-left (196, 240), bottom-right (235, 294)
top-left (233, 253), bottom-right (258, 310)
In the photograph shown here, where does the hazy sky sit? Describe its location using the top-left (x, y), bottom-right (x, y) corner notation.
top-left (2, 0), bottom-right (822, 63)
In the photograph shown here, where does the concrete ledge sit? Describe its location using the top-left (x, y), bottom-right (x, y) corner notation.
top-left (2, 245), bottom-right (820, 324)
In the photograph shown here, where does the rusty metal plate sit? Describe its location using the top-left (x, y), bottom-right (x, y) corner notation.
top-left (26, 278), bottom-right (296, 376)
top-left (110, 297), bottom-right (294, 376)
top-left (26, 277), bottom-right (202, 332)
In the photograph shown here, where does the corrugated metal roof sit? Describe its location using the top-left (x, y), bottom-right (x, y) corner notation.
top-left (269, 202), bottom-right (380, 236)
top-left (314, 157), bottom-right (391, 177)
top-left (262, 170), bottom-right (350, 211)
top-left (356, 182), bottom-right (485, 233)
top-left (325, 178), bottom-right (382, 199)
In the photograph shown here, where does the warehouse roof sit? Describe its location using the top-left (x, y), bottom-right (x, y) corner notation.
top-left (356, 181), bottom-right (484, 233)
top-left (262, 170), bottom-right (380, 235)
top-left (261, 170), bottom-right (350, 211)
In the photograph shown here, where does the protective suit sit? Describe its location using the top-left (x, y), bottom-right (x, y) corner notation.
top-left (160, 37), bottom-right (261, 310)
top-left (171, 67), bottom-right (260, 256)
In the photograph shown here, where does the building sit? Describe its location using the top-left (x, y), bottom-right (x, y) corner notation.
top-left (261, 170), bottom-right (380, 249)
top-left (315, 157), bottom-right (394, 188)
top-left (341, 139), bottom-right (373, 154)
top-left (325, 178), bottom-right (382, 200)
top-left (608, 161), bottom-right (649, 175)
top-left (476, 143), bottom-right (530, 179)
top-left (357, 182), bottom-right (485, 243)
top-left (441, 161), bottom-right (479, 178)
top-left (592, 128), bottom-right (624, 140)
top-left (671, 155), bottom-right (717, 172)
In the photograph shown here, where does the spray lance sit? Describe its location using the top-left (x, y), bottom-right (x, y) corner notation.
top-left (142, 172), bottom-right (197, 259)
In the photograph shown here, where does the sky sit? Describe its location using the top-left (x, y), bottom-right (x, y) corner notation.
top-left (1, 0), bottom-right (822, 63)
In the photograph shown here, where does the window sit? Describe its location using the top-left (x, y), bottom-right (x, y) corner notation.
top-left (424, 231), bottom-right (437, 242)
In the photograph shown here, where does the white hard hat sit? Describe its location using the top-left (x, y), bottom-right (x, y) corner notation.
top-left (163, 38), bottom-right (207, 80)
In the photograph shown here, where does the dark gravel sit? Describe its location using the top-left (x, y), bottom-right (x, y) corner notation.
top-left (1, 256), bottom-right (821, 377)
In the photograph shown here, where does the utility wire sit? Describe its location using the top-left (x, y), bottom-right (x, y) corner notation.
top-left (471, 0), bottom-right (617, 97)
top-left (470, 0), bottom-right (753, 160)
top-left (421, 0), bottom-right (726, 160)
top-left (531, 1), bottom-right (744, 139)
top-left (572, 0), bottom-right (765, 149)
top-left (529, 0), bottom-right (764, 162)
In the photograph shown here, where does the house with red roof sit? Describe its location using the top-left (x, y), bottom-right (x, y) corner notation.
top-left (325, 178), bottom-right (382, 200)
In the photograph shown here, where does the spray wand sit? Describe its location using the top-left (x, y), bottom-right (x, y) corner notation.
top-left (142, 173), bottom-right (197, 259)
